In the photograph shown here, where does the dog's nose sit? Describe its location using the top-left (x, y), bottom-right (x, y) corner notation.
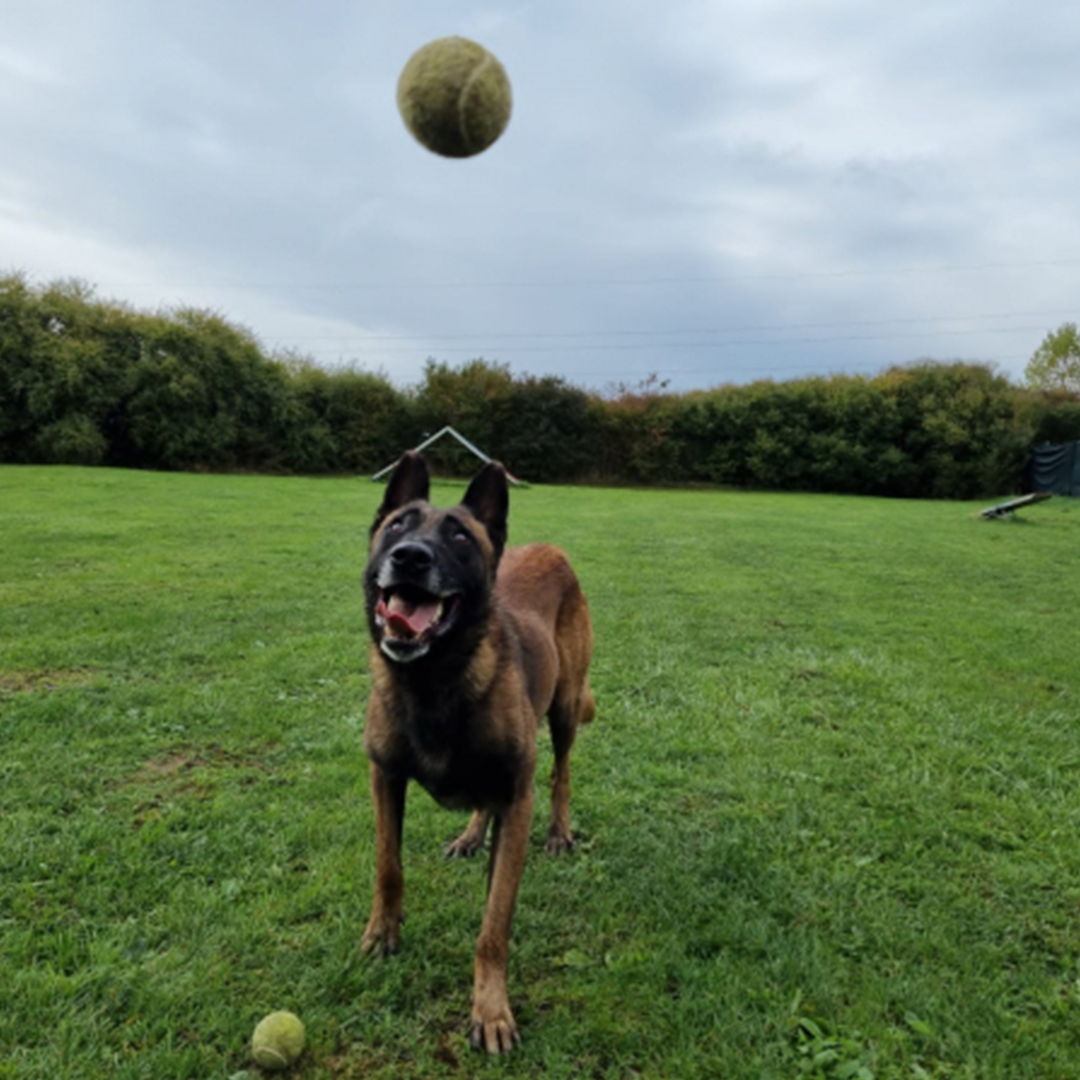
top-left (389, 541), bottom-right (434, 575)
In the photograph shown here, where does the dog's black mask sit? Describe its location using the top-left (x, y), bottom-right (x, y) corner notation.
top-left (364, 452), bottom-right (508, 666)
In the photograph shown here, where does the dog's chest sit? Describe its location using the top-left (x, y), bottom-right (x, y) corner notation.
top-left (403, 724), bottom-right (523, 810)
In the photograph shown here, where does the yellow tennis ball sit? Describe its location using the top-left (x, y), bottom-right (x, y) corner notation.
top-left (250, 1010), bottom-right (306, 1071)
top-left (396, 36), bottom-right (512, 158)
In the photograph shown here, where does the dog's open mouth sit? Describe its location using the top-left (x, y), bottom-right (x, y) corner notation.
top-left (375, 585), bottom-right (459, 648)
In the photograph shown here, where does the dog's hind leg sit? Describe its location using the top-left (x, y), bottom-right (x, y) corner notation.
top-left (545, 682), bottom-right (594, 853)
top-left (545, 704), bottom-right (577, 853)
top-left (446, 809), bottom-right (491, 858)
top-left (547, 588), bottom-right (595, 854)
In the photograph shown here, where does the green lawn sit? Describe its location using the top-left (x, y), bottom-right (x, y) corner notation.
top-left (1, 465), bottom-right (1079, 1079)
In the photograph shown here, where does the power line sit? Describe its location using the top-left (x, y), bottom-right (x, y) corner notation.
top-left (97, 257), bottom-right (1080, 294)
top-left (261, 309), bottom-right (1070, 347)
top-left (548, 354), bottom-right (1034, 381)
top-left (285, 323), bottom-right (1049, 358)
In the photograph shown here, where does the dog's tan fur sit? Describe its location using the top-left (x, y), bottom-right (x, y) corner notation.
top-left (359, 453), bottom-right (594, 1053)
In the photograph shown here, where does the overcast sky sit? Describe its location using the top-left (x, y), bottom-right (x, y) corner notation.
top-left (2, 1), bottom-right (1078, 392)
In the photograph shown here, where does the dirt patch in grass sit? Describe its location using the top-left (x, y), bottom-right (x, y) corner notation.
top-left (127, 743), bottom-right (279, 786)
top-left (116, 743), bottom-right (281, 824)
top-left (131, 748), bottom-right (217, 786)
top-left (0, 667), bottom-right (99, 695)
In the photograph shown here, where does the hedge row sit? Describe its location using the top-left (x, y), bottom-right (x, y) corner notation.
top-left (2, 275), bottom-right (1077, 497)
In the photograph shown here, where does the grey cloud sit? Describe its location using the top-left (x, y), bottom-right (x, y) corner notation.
top-left (1, 0), bottom-right (1077, 390)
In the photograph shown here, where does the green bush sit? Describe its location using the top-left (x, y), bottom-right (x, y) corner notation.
top-left (407, 358), bottom-right (508, 476)
top-left (1028, 390), bottom-right (1080, 445)
top-left (647, 363), bottom-right (1028, 498)
top-left (598, 392), bottom-right (685, 484)
top-left (0, 277), bottom-right (138, 464)
top-left (281, 359), bottom-right (415, 474)
top-left (31, 413), bottom-right (109, 466)
top-left (875, 361), bottom-right (1033, 498)
top-left (493, 375), bottom-right (598, 482)
top-left (117, 309), bottom-right (289, 471)
top-left (406, 360), bottom-right (600, 482)
top-left (0, 275), bottom-right (1048, 497)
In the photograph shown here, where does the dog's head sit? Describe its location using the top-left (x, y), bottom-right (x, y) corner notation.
top-left (363, 452), bottom-right (509, 666)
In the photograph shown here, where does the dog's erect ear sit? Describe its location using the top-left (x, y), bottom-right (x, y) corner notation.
top-left (461, 461), bottom-right (509, 560)
top-left (372, 451), bottom-right (430, 536)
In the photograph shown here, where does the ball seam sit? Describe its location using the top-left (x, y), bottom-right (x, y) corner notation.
top-left (457, 53), bottom-right (494, 152)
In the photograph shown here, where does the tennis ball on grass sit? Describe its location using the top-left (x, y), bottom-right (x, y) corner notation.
top-left (251, 1010), bottom-right (306, 1071)
top-left (396, 36), bottom-right (512, 158)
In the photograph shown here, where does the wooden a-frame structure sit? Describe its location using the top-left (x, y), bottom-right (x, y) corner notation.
top-left (372, 426), bottom-right (523, 485)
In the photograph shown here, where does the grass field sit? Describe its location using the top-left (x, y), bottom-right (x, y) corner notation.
top-left (2, 465), bottom-right (1079, 1079)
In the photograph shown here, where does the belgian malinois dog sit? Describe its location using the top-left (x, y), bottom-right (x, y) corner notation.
top-left (359, 452), bottom-right (595, 1053)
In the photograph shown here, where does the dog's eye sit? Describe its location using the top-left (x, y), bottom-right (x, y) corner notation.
top-left (387, 518), bottom-right (406, 533)
top-left (452, 527), bottom-right (471, 545)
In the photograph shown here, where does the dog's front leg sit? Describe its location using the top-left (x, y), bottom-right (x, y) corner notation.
top-left (360, 761), bottom-right (407, 957)
top-left (470, 788), bottom-right (534, 1054)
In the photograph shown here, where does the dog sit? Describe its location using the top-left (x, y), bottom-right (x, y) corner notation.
top-left (359, 451), bottom-right (595, 1054)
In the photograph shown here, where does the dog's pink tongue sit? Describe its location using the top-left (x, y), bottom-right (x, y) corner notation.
top-left (384, 593), bottom-right (439, 636)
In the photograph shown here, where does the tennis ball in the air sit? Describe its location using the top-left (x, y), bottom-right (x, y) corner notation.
top-left (251, 1010), bottom-right (306, 1071)
top-left (396, 36), bottom-right (512, 158)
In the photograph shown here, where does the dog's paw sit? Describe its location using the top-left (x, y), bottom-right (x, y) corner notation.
top-left (469, 1009), bottom-right (520, 1055)
top-left (445, 833), bottom-right (486, 859)
top-left (359, 916), bottom-right (400, 958)
top-left (544, 825), bottom-right (574, 855)
top-left (446, 811), bottom-right (490, 858)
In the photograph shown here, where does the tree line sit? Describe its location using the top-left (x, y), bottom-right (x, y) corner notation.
top-left (2, 274), bottom-right (1078, 498)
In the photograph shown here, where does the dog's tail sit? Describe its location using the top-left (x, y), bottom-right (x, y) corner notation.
top-left (555, 570), bottom-right (596, 727)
